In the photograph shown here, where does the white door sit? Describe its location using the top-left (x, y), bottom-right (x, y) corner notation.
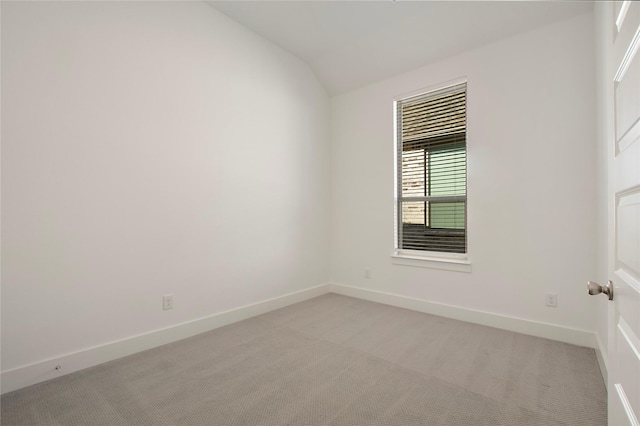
top-left (605, 1), bottom-right (640, 425)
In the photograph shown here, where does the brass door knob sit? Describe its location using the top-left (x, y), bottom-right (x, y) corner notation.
top-left (587, 280), bottom-right (614, 301)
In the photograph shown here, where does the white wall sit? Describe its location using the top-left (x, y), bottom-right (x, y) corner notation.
top-left (1, 1), bottom-right (330, 382)
top-left (330, 12), bottom-right (597, 339)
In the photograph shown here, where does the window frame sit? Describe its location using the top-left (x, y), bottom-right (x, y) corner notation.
top-left (392, 77), bottom-right (471, 272)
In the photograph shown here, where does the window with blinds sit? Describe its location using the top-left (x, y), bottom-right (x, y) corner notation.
top-left (395, 82), bottom-right (467, 254)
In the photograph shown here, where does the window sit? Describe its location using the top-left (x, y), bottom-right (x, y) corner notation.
top-left (394, 81), bottom-right (467, 258)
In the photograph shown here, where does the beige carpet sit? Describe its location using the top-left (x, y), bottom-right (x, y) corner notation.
top-left (1, 294), bottom-right (607, 425)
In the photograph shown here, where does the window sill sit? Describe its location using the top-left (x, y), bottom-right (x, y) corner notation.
top-left (391, 251), bottom-right (472, 273)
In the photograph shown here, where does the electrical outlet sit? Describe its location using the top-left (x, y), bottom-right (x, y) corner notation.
top-left (163, 294), bottom-right (174, 310)
top-left (545, 292), bottom-right (557, 307)
top-left (364, 268), bottom-right (371, 278)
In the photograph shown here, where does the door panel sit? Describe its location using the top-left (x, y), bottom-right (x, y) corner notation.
top-left (615, 318), bottom-right (640, 420)
top-left (614, 127), bottom-right (638, 188)
top-left (615, 53), bottom-right (639, 141)
top-left (616, 192), bottom-right (640, 276)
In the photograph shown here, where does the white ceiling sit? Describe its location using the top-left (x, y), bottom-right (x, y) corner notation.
top-left (207, 1), bottom-right (593, 95)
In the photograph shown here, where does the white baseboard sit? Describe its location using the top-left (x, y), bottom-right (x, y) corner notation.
top-left (330, 282), bottom-right (598, 349)
top-left (1, 283), bottom-right (331, 395)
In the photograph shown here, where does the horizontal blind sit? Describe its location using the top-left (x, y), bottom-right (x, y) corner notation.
top-left (397, 82), bottom-right (467, 254)
top-left (401, 87), bottom-right (466, 143)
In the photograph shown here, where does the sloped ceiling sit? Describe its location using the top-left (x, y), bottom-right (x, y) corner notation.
top-left (207, 1), bottom-right (593, 96)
